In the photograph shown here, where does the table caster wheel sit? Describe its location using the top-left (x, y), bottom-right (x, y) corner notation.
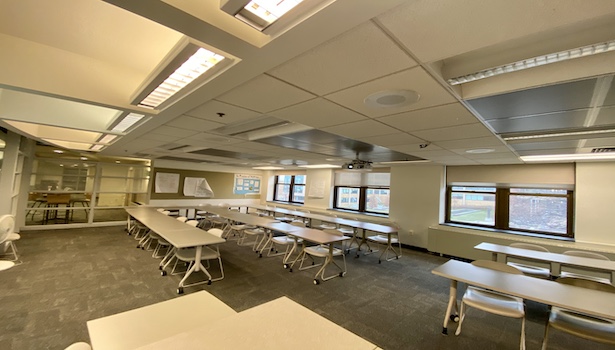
top-left (177, 287), bottom-right (184, 294)
top-left (136, 245), bottom-right (140, 248)
top-left (313, 279), bottom-right (320, 285)
top-left (161, 271), bottom-right (167, 276)
top-left (158, 266), bottom-right (162, 270)
top-left (355, 254), bottom-right (359, 259)
top-left (259, 253), bottom-right (262, 258)
top-left (339, 272), bottom-right (346, 277)
top-left (289, 268), bottom-right (293, 273)
top-left (396, 256), bottom-right (400, 260)
top-left (450, 314), bottom-right (460, 322)
top-left (207, 280), bottom-right (212, 285)
top-left (283, 264), bottom-right (289, 269)
top-left (378, 260), bottom-right (382, 264)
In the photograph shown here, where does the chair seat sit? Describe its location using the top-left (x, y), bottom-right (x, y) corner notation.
top-left (463, 286), bottom-right (525, 318)
top-left (318, 223), bottom-right (337, 230)
top-left (337, 227), bottom-right (354, 234)
top-left (157, 238), bottom-right (170, 246)
top-left (507, 262), bottom-right (551, 279)
top-left (175, 247), bottom-right (219, 262)
top-left (7, 233), bottom-right (20, 241)
top-left (549, 307), bottom-right (615, 344)
top-left (367, 234), bottom-right (397, 244)
top-left (244, 228), bottom-right (265, 235)
top-left (272, 236), bottom-right (303, 245)
top-left (304, 245), bottom-right (343, 257)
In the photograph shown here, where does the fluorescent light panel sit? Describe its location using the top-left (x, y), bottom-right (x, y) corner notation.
top-left (112, 113), bottom-right (145, 133)
top-left (137, 47), bottom-right (225, 109)
top-left (448, 40), bottom-right (615, 85)
top-left (298, 164), bottom-right (340, 168)
top-left (252, 166), bottom-right (284, 170)
top-left (503, 128), bottom-right (615, 141)
top-left (521, 153), bottom-right (615, 162)
top-left (231, 0), bottom-right (304, 31)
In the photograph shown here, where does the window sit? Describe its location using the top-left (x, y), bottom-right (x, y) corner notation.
top-left (333, 172), bottom-right (390, 215)
top-left (273, 174), bottom-right (305, 204)
top-left (446, 185), bottom-right (573, 237)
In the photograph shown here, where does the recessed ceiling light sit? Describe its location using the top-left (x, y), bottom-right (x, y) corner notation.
top-left (521, 153), bottom-right (615, 162)
top-left (222, 0), bottom-right (305, 31)
top-left (466, 148), bottom-right (495, 154)
top-left (364, 90), bottom-right (420, 108)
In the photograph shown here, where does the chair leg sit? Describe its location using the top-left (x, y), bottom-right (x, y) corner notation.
top-left (455, 301), bottom-right (466, 336)
top-left (540, 322), bottom-right (550, 350)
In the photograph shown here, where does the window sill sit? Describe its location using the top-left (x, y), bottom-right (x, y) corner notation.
top-left (442, 222), bottom-right (574, 242)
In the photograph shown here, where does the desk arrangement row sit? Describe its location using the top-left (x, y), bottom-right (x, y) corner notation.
top-left (126, 204), bottom-right (400, 294)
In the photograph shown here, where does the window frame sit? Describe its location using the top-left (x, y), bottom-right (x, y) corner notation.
top-left (333, 185), bottom-right (390, 215)
top-left (273, 175), bottom-right (306, 204)
top-left (446, 185), bottom-right (574, 238)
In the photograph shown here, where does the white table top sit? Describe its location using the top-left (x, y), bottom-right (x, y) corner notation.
top-left (250, 205), bottom-right (397, 234)
top-left (87, 291), bottom-right (237, 350)
top-left (127, 207), bottom-right (225, 248)
top-left (475, 242), bottom-right (615, 272)
top-left (136, 296), bottom-right (378, 350)
top-left (432, 259), bottom-right (615, 320)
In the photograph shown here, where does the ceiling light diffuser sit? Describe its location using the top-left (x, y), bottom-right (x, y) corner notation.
top-left (448, 40), bottom-right (615, 85)
top-left (503, 128), bottom-right (615, 141)
top-left (111, 113), bottom-right (145, 133)
top-left (298, 164), bottom-right (340, 169)
top-left (521, 153), bottom-right (615, 162)
top-left (223, 0), bottom-right (304, 31)
top-left (135, 46), bottom-right (225, 109)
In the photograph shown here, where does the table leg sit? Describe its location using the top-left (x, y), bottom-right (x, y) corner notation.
top-left (177, 246), bottom-right (213, 293)
top-left (442, 280), bottom-right (459, 335)
top-left (355, 229), bottom-right (372, 257)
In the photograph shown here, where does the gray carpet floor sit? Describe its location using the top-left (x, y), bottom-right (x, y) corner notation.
top-left (0, 226), bottom-right (610, 350)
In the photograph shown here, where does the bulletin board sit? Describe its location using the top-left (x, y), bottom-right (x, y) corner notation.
top-left (233, 174), bottom-right (261, 195)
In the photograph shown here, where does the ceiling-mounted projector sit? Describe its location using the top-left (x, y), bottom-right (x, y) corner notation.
top-left (342, 159), bottom-right (373, 170)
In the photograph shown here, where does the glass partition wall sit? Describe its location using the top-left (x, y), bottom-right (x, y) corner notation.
top-left (26, 157), bottom-right (150, 226)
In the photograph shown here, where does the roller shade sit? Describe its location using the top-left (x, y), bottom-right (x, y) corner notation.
top-left (335, 171), bottom-right (390, 187)
top-left (446, 164), bottom-right (575, 188)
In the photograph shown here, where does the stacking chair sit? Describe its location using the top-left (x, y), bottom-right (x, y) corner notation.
top-left (541, 276), bottom-right (615, 349)
top-left (456, 260), bottom-right (526, 350)
top-left (238, 225), bottom-right (266, 252)
top-left (0, 215), bottom-right (17, 270)
top-left (507, 243), bottom-right (551, 279)
top-left (268, 221), bottom-right (305, 265)
top-left (366, 223), bottom-right (402, 263)
top-left (169, 228), bottom-right (226, 292)
top-left (298, 229), bottom-right (347, 285)
top-left (560, 250), bottom-right (611, 283)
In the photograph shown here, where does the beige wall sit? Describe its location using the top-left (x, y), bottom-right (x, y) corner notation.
top-left (575, 162), bottom-right (615, 245)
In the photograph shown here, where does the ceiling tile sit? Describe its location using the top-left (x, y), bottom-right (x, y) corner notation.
top-left (268, 21), bottom-right (417, 95)
top-left (376, 0), bottom-right (615, 62)
top-left (216, 74), bottom-right (315, 113)
top-left (166, 115), bottom-right (224, 132)
top-left (517, 148), bottom-right (578, 156)
top-left (185, 100), bottom-right (262, 124)
top-left (323, 120), bottom-right (401, 139)
top-left (478, 158), bottom-right (524, 165)
top-left (410, 123), bottom-right (494, 142)
top-left (378, 103), bottom-right (479, 131)
top-left (149, 125), bottom-right (200, 138)
top-left (595, 105), bottom-right (615, 125)
top-left (325, 67), bottom-right (456, 118)
top-left (269, 98), bottom-right (367, 128)
top-left (390, 143), bottom-right (442, 154)
top-left (434, 136), bottom-right (505, 150)
top-left (140, 133), bottom-right (182, 142)
top-left (359, 133), bottom-right (424, 147)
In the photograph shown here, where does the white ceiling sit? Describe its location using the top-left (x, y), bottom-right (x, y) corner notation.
top-left (1, 0), bottom-right (615, 168)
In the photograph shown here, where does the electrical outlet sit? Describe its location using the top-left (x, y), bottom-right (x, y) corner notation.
top-left (408, 229), bottom-right (414, 235)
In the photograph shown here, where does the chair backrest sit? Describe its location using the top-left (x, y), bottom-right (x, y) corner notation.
top-left (176, 216), bottom-right (188, 222)
top-left (510, 242), bottom-right (549, 252)
top-left (161, 210), bottom-right (171, 215)
top-left (290, 221), bottom-right (306, 227)
top-left (207, 228), bottom-right (224, 238)
top-left (185, 220), bottom-right (199, 227)
top-left (0, 214), bottom-right (15, 244)
top-left (557, 276), bottom-right (615, 293)
top-left (563, 250), bottom-right (610, 261)
top-left (472, 260), bottom-right (524, 275)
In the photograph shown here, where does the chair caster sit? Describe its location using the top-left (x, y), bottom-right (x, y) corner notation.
top-left (258, 253), bottom-right (263, 258)
top-left (284, 264), bottom-right (289, 269)
top-left (378, 260), bottom-right (382, 264)
top-left (136, 245), bottom-right (140, 248)
top-left (450, 314), bottom-right (460, 322)
top-left (289, 268), bottom-right (293, 273)
top-left (313, 279), bottom-right (320, 285)
top-left (158, 266), bottom-right (162, 270)
top-left (177, 287), bottom-right (184, 294)
top-left (339, 271), bottom-right (346, 277)
top-left (161, 271), bottom-right (167, 276)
